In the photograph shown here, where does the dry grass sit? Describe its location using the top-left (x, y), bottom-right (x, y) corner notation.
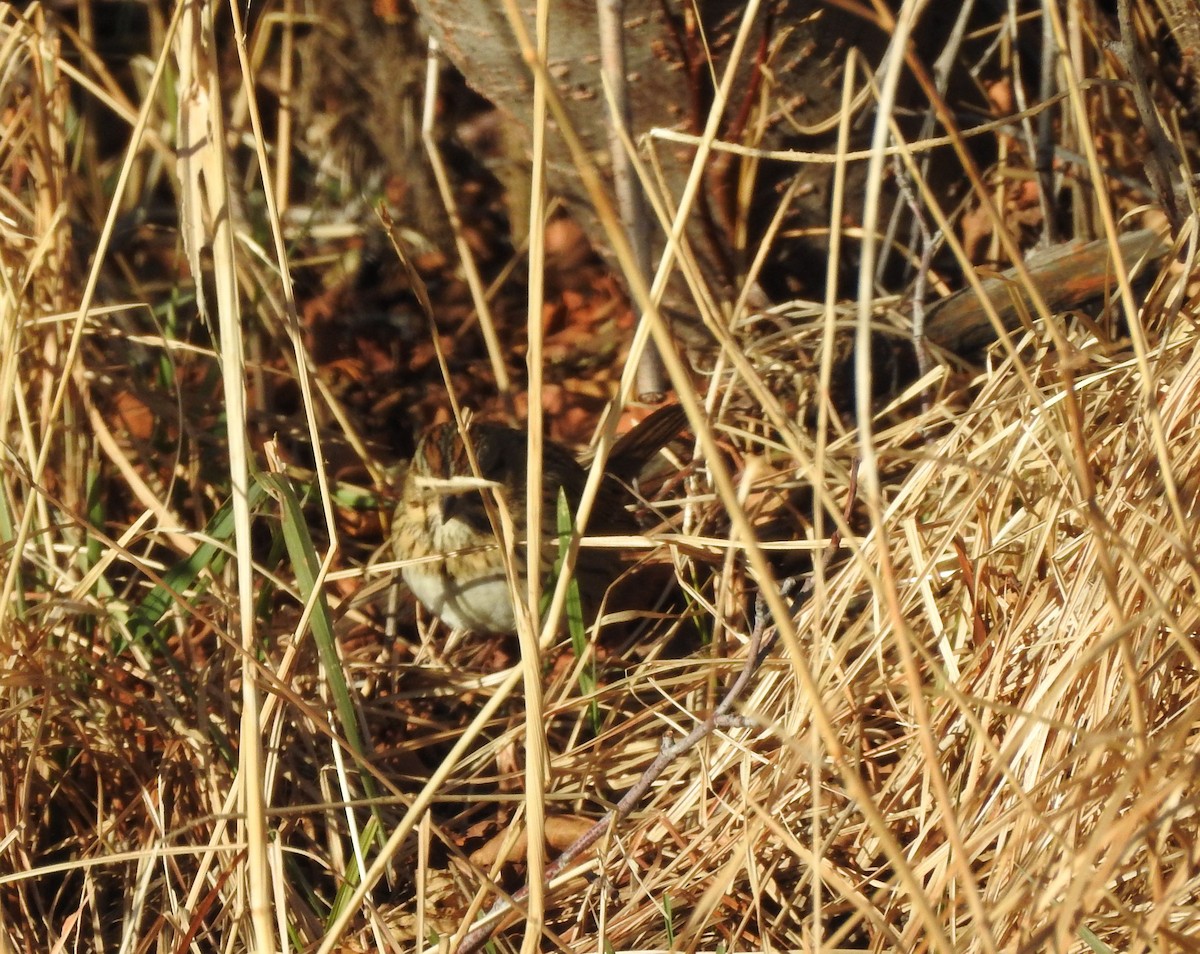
top-left (2, 1), bottom-right (1200, 953)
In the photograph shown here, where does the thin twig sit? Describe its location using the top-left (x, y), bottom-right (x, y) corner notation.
top-left (878, 0), bottom-right (974, 285)
top-left (1035, 1), bottom-right (1059, 243)
top-left (598, 0), bottom-right (667, 401)
top-left (890, 151), bottom-right (940, 400)
top-left (1114, 0), bottom-right (1183, 230)
top-left (454, 470), bottom-right (859, 954)
top-left (454, 608), bottom-right (773, 953)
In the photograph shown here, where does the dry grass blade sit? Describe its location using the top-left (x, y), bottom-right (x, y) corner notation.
top-left (172, 4), bottom-right (275, 951)
top-left (5, 1), bottom-right (1200, 953)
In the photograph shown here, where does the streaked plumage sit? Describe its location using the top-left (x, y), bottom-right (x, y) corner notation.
top-left (395, 405), bottom-right (685, 633)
